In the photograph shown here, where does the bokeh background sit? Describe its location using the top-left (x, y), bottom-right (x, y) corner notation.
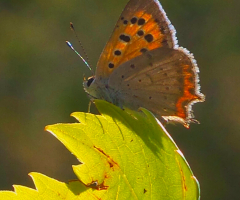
top-left (0, 0), bottom-right (239, 199)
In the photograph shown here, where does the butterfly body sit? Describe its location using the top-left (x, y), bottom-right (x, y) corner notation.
top-left (83, 0), bottom-right (205, 127)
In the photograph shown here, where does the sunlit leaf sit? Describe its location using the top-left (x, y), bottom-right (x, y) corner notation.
top-left (0, 100), bottom-right (200, 199)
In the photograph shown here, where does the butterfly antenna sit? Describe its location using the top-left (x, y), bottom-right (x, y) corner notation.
top-left (66, 22), bottom-right (93, 75)
top-left (66, 41), bottom-right (92, 71)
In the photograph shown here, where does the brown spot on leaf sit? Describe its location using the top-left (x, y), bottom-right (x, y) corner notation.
top-left (87, 180), bottom-right (109, 191)
top-left (94, 146), bottom-right (119, 169)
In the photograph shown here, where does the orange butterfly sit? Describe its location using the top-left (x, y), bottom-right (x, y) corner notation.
top-left (83, 0), bottom-right (205, 128)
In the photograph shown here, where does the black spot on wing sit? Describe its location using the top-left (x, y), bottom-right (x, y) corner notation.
top-left (137, 30), bottom-right (144, 36)
top-left (130, 64), bottom-right (135, 69)
top-left (140, 48), bottom-right (148, 53)
top-left (138, 18), bottom-right (145, 25)
top-left (144, 34), bottom-right (154, 43)
top-left (119, 34), bottom-right (131, 42)
top-left (108, 63), bottom-right (114, 68)
top-left (114, 50), bottom-right (121, 56)
top-left (123, 20), bottom-right (128, 25)
top-left (131, 17), bottom-right (137, 24)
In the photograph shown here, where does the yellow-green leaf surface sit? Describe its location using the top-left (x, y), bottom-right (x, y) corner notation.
top-left (0, 100), bottom-right (200, 199)
top-left (0, 172), bottom-right (94, 200)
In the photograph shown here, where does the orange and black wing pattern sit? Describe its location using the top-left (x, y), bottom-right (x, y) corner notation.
top-left (96, 0), bottom-right (177, 78)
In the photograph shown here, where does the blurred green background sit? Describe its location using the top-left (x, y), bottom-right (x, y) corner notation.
top-left (0, 0), bottom-right (239, 199)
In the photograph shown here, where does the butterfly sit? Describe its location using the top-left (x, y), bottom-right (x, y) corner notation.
top-left (83, 0), bottom-right (205, 128)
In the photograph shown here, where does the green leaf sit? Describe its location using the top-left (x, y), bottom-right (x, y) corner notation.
top-left (0, 172), bottom-right (91, 200)
top-left (0, 100), bottom-right (200, 199)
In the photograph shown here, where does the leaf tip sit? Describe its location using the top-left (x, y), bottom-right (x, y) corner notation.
top-left (44, 125), bottom-right (57, 138)
top-left (44, 125), bottom-right (51, 132)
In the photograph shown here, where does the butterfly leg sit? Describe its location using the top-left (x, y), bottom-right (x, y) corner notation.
top-left (88, 101), bottom-right (92, 113)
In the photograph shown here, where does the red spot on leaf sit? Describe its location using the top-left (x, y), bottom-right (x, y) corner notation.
top-left (94, 146), bottom-right (119, 169)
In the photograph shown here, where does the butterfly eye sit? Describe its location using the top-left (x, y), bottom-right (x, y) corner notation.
top-left (87, 77), bottom-right (94, 87)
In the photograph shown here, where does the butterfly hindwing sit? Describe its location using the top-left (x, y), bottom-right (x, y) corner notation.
top-left (108, 48), bottom-right (204, 126)
top-left (96, 0), bottom-right (177, 79)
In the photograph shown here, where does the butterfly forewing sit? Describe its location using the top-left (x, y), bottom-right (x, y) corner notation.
top-left (108, 48), bottom-right (204, 126)
top-left (96, 0), bottom-right (177, 79)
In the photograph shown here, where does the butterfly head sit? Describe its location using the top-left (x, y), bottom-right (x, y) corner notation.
top-left (83, 76), bottom-right (96, 98)
top-left (83, 75), bottom-right (116, 103)
top-left (84, 76), bottom-right (95, 87)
